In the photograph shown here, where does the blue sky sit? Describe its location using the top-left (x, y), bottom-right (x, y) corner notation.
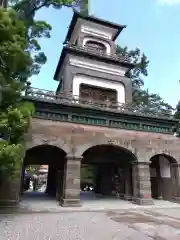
top-left (31, 0), bottom-right (180, 108)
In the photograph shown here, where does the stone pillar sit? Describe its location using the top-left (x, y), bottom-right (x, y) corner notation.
top-left (115, 167), bottom-right (125, 198)
top-left (124, 166), bottom-right (132, 200)
top-left (56, 170), bottom-right (64, 201)
top-left (172, 163), bottom-right (180, 202)
top-left (0, 163), bottom-right (22, 206)
top-left (20, 164), bottom-right (25, 195)
top-left (60, 156), bottom-right (81, 207)
top-left (132, 161), bottom-right (154, 205)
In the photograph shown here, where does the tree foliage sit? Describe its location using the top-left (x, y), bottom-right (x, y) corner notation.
top-left (0, 8), bottom-right (34, 178)
top-left (174, 101), bottom-right (180, 119)
top-left (133, 89), bottom-right (174, 115)
top-left (0, 1), bottom-right (82, 179)
top-left (81, 165), bottom-right (94, 184)
top-left (116, 45), bottom-right (149, 89)
top-left (10, 0), bottom-right (81, 20)
top-left (8, 0), bottom-right (82, 74)
top-left (116, 45), bottom-right (174, 114)
top-left (26, 165), bottom-right (41, 175)
top-left (174, 101), bottom-right (180, 136)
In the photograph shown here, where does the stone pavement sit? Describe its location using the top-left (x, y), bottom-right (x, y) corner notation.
top-left (1, 208), bottom-right (180, 239)
top-left (107, 209), bottom-right (180, 240)
top-left (1, 192), bottom-right (180, 239)
top-left (17, 191), bottom-right (180, 213)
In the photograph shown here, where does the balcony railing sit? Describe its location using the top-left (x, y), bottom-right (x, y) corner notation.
top-left (65, 42), bottom-right (131, 64)
top-left (24, 87), bottom-right (173, 120)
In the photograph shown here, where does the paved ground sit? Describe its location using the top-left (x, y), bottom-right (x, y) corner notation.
top-left (1, 192), bottom-right (180, 239)
top-left (1, 208), bottom-right (180, 239)
top-left (19, 191), bottom-right (180, 212)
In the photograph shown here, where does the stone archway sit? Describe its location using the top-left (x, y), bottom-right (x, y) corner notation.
top-left (150, 154), bottom-right (179, 201)
top-left (81, 144), bottom-right (137, 202)
top-left (22, 144), bottom-right (67, 203)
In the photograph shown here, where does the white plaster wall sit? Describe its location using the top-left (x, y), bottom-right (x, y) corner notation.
top-left (159, 156), bottom-right (171, 178)
top-left (72, 75), bottom-right (125, 103)
top-left (69, 56), bottom-right (126, 76)
top-left (82, 37), bottom-right (111, 54)
top-left (81, 24), bottom-right (113, 40)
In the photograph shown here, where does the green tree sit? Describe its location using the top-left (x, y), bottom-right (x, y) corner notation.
top-left (174, 101), bottom-right (180, 119)
top-left (0, 8), bottom-right (34, 179)
top-left (26, 165), bottom-right (41, 175)
top-left (174, 101), bottom-right (180, 136)
top-left (134, 89), bottom-right (174, 115)
top-left (8, 0), bottom-right (82, 74)
top-left (0, 1), bottom-right (82, 180)
top-left (81, 165), bottom-right (94, 185)
top-left (116, 45), bottom-right (149, 89)
top-left (10, 0), bottom-right (81, 20)
top-left (116, 45), bottom-right (173, 114)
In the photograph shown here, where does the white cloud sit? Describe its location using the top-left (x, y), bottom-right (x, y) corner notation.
top-left (157, 0), bottom-right (180, 5)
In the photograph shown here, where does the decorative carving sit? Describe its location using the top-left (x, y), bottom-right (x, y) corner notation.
top-left (107, 139), bottom-right (114, 145)
top-left (33, 110), bottom-right (173, 134)
top-left (105, 138), bottom-right (134, 147)
top-left (79, 83), bottom-right (117, 102)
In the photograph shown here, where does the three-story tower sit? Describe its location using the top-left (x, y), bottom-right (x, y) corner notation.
top-left (54, 12), bottom-right (134, 105)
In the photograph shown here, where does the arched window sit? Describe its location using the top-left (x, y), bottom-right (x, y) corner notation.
top-left (84, 40), bottom-right (107, 54)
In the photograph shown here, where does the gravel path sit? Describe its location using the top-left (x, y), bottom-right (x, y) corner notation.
top-left (0, 212), bottom-right (152, 240)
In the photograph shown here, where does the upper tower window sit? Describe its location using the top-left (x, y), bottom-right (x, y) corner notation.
top-left (82, 37), bottom-right (111, 55)
top-left (85, 41), bottom-right (106, 54)
top-left (79, 83), bottom-right (117, 102)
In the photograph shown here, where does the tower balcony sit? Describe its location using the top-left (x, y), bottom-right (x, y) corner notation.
top-left (25, 87), bottom-right (172, 119)
top-left (24, 87), bottom-right (178, 136)
top-left (64, 42), bottom-right (133, 67)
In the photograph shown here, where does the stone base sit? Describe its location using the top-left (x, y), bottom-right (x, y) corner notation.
top-left (0, 200), bottom-right (20, 207)
top-left (124, 195), bottom-right (132, 201)
top-left (172, 197), bottom-right (180, 204)
top-left (60, 198), bottom-right (82, 207)
top-left (0, 176), bottom-right (21, 207)
top-left (133, 198), bottom-right (154, 205)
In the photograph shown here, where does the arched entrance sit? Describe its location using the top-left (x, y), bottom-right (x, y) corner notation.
top-left (150, 154), bottom-right (178, 201)
top-left (22, 144), bottom-right (67, 202)
top-left (81, 144), bottom-right (137, 202)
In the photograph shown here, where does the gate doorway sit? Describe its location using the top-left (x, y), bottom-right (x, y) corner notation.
top-left (150, 154), bottom-right (178, 201)
top-left (21, 144), bottom-right (66, 203)
top-left (80, 144), bottom-right (136, 203)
